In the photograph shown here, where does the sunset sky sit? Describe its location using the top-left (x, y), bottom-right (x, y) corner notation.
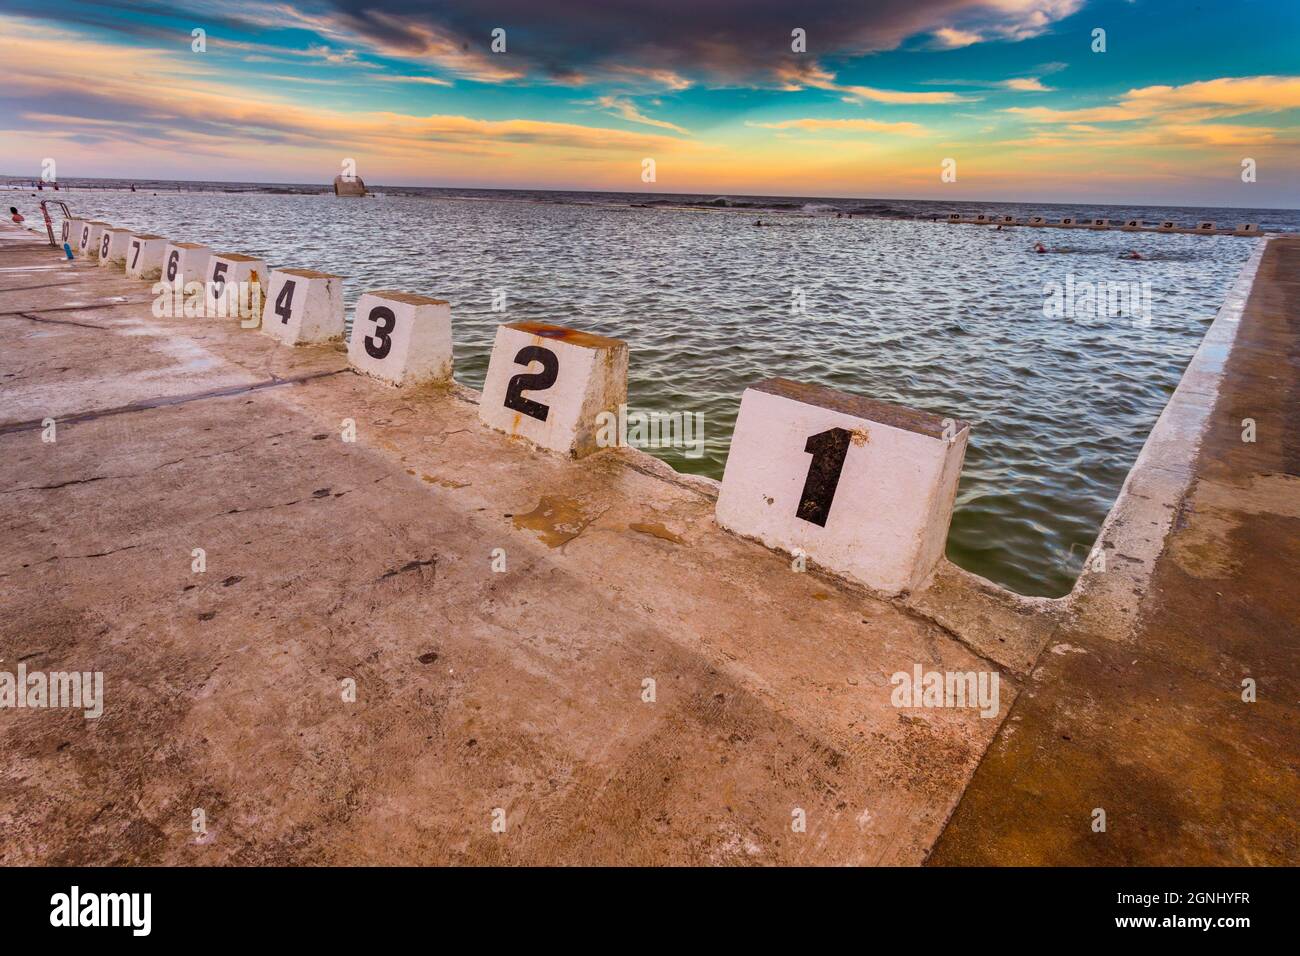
top-left (0, 0), bottom-right (1297, 205)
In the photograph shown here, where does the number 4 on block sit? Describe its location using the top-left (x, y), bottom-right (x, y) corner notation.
top-left (715, 378), bottom-right (970, 596)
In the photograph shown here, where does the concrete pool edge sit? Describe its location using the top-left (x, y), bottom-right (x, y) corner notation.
top-left (1061, 235), bottom-right (1269, 639)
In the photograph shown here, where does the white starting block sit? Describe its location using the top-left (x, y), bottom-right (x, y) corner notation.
top-left (1234, 223), bottom-right (1260, 235)
top-left (261, 269), bottom-right (344, 345)
top-left (97, 228), bottom-right (132, 268)
top-left (204, 253), bottom-right (267, 322)
top-left (1089, 218), bottom-right (1110, 228)
top-left (1157, 220), bottom-right (1177, 231)
top-left (999, 215), bottom-right (1015, 225)
top-left (1122, 218), bottom-right (1142, 230)
top-left (62, 218), bottom-right (85, 248)
top-left (126, 234), bottom-right (167, 280)
top-left (163, 242), bottom-right (211, 284)
top-left (946, 213), bottom-right (962, 222)
top-left (479, 321), bottom-right (628, 458)
top-left (1028, 215), bottom-right (1046, 225)
top-left (348, 291), bottom-right (453, 386)
top-left (1196, 221), bottom-right (1216, 232)
top-left (81, 222), bottom-right (110, 258)
top-left (715, 378), bottom-right (969, 596)
top-left (1060, 216), bottom-right (1077, 227)
top-left (974, 213), bottom-right (991, 223)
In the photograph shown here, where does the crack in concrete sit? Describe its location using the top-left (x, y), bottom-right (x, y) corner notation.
top-left (0, 371), bottom-right (345, 436)
top-left (0, 432), bottom-right (294, 495)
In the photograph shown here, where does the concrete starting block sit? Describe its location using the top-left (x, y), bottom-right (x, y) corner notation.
top-left (62, 218), bottom-right (85, 248)
top-left (1028, 216), bottom-right (1046, 226)
top-left (1235, 223), bottom-right (1261, 235)
top-left (946, 213), bottom-right (962, 222)
top-left (715, 378), bottom-right (969, 596)
top-left (1157, 220), bottom-right (1177, 231)
top-left (126, 234), bottom-right (167, 280)
top-left (1196, 221), bottom-right (1216, 233)
top-left (974, 214), bottom-right (991, 223)
top-left (81, 222), bottom-right (110, 258)
top-left (1089, 218), bottom-right (1110, 229)
top-left (1060, 217), bottom-right (1078, 227)
top-left (97, 228), bottom-right (132, 268)
top-left (1122, 219), bottom-right (1142, 230)
top-left (348, 291), bottom-right (453, 386)
top-left (204, 253), bottom-right (267, 321)
top-left (163, 242), bottom-right (211, 285)
top-left (261, 269), bottom-right (344, 345)
top-left (999, 215), bottom-right (1015, 225)
top-left (479, 321), bottom-right (628, 458)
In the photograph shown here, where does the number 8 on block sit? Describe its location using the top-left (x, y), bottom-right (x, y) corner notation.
top-left (714, 378), bottom-right (969, 596)
top-left (479, 321), bottom-right (628, 458)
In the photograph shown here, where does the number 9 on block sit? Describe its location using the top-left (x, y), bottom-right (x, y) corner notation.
top-left (347, 291), bottom-right (453, 386)
top-left (479, 321), bottom-right (628, 458)
top-left (715, 378), bottom-right (969, 596)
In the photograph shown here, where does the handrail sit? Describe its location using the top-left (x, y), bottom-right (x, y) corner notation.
top-left (38, 199), bottom-right (72, 248)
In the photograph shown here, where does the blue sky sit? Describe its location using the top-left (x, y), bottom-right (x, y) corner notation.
top-left (0, 0), bottom-right (1296, 204)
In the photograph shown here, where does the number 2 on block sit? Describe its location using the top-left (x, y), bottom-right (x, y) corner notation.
top-left (503, 346), bottom-right (558, 422)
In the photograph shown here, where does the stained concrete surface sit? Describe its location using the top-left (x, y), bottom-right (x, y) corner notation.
top-left (0, 227), bottom-right (1016, 865)
top-left (3, 222), bottom-right (1293, 866)
top-left (929, 237), bottom-right (1300, 865)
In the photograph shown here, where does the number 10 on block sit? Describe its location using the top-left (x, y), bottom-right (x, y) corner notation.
top-left (715, 378), bottom-right (969, 596)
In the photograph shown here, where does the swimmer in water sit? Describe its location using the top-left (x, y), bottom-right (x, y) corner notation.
top-left (9, 206), bottom-right (24, 224)
top-left (1034, 242), bottom-right (1047, 253)
top-left (1120, 249), bottom-right (1144, 260)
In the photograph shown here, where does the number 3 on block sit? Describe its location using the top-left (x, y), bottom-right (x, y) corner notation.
top-left (347, 291), bottom-right (453, 387)
top-left (715, 378), bottom-right (969, 596)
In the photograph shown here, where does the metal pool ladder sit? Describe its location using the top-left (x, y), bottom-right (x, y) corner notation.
top-left (38, 199), bottom-right (72, 248)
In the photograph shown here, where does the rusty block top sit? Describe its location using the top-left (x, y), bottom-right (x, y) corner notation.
top-left (507, 320), bottom-right (626, 351)
top-left (751, 377), bottom-right (967, 440)
top-left (366, 290), bottom-right (449, 306)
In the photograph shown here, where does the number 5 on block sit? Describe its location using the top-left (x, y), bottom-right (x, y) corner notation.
top-left (715, 378), bottom-right (969, 596)
top-left (479, 321), bottom-right (628, 458)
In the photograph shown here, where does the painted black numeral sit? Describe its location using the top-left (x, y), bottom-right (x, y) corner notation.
top-left (211, 261), bottom-right (228, 297)
top-left (101, 235), bottom-right (110, 257)
top-left (364, 305), bottom-right (396, 359)
top-left (274, 280), bottom-right (296, 324)
top-left (166, 250), bottom-right (179, 281)
top-left (503, 346), bottom-right (559, 422)
top-left (130, 241), bottom-right (140, 267)
top-left (796, 427), bottom-right (851, 527)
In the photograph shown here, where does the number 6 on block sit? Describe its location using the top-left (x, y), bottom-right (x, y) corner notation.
top-left (715, 378), bottom-right (969, 596)
top-left (479, 321), bottom-right (628, 458)
top-left (347, 291), bottom-right (453, 386)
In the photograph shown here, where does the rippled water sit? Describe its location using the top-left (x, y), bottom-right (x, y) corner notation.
top-left (39, 188), bottom-right (1261, 596)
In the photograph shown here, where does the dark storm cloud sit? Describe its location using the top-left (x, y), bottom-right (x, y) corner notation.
top-left (318, 0), bottom-right (1071, 84)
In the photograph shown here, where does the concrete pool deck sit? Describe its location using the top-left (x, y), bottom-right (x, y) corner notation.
top-left (0, 220), bottom-right (1294, 865)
